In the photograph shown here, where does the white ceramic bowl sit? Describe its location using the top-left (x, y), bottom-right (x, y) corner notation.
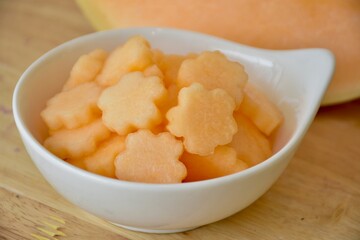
top-left (13, 28), bottom-right (334, 233)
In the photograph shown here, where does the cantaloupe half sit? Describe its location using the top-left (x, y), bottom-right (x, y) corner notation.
top-left (76, 0), bottom-right (360, 105)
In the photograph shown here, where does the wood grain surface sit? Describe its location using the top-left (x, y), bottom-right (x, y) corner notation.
top-left (1, 0), bottom-right (359, 239)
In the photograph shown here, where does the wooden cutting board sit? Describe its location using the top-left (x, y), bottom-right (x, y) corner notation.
top-left (1, 0), bottom-right (359, 239)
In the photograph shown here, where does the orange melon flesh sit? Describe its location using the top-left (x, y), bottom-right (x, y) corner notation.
top-left (63, 49), bottom-right (108, 91)
top-left (158, 84), bottom-right (179, 117)
top-left (177, 51), bottom-right (248, 107)
top-left (97, 72), bottom-right (166, 135)
top-left (76, 0), bottom-right (360, 105)
top-left (149, 123), bottom-right (167, 135)
top-left (156, 53), bottom-right (197, 87)
top-left (143, 64), bottom-right (164, 79)
top-left (96, 36), bottom-right (153, 86)
top-left (239, 83), bottom-right (283, 136)
top-left (66, 158), bottom-right (87, 170)
top-left (41, 82), bottom-right (102, 131)
top-left (43, 119), bottom-right (111, 159)
top-left (181, 146), bottom-right (248, 182)
top-left (151, 49), bottom-right (165, 66)
top-left (83, 135), bottom-right (126, 178)
top-left (166, 83), bottom-right (237, 156)
top-left (158, 54), bottom-right (185, 87)
top-left (228, 112), bottom-right (272, 166)
top-left (115, 129), bottom-right (186, 183)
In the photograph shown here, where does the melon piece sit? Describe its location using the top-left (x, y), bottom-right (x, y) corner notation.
top-left (167, 83), bottom-right (237, 156)
top-left (239, 83), bottom-right (283, 136)
top-left (157, 53), bottom-right (197, 87)
top-left (158, 84), bottom-right (179, 116)
top-left (228, 112), bottom-right (272, 166)
top-left (44, 119), bottom-right (111, 159)
top-left (96, 36), bottom-right (153, 86)
top-left (83, 135), bottom-right (125, 178)
top-left (151, 49), bottom-right (164, 66)
top-left (181, 146), bottom-right (248, 182)
top-left (98, 72), bottom-right (166, 135)
top-left (143, 64), bottom-right (164, 79)
top-left (177, 51), bottom-right (248, 107)
top-left (66, 158), bottom-right (87, 170)
top-left (41, 82), bottom-right (102, 130)
top-left (76, 0), bottom-right (360, 105)
top-left (63, 49), bottom-right (108, 91)
top-left (115, 129), bottom-right (186, 183)
top-left (150, 123), bottom-right (167, 135)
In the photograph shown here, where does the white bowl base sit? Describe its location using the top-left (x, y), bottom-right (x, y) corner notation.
top-left (110, 222), bottom-right (199, 234)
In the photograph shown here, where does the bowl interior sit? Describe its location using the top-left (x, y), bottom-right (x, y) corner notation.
top-left (14, 27), bottom-right (334, 179)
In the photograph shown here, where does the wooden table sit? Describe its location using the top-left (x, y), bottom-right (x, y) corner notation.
top-left (1, 0), bottom-right (359, 239)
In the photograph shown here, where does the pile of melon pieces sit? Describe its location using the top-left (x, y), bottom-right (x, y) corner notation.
top-left (41, 36), bottom-right (283, 184)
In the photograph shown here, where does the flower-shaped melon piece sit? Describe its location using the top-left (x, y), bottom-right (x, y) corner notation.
top-left (63, 49), bottom-right (108, 91)
top-left (83, 135), bottom-right (126, 178)
top-left (177, 51), bottom-right (248, 107)
top-left (115, 129), bottom-right (186, 183)
top-left (167, 83), bottom-right (238, 156)
top-left (44, 119), bottom-right (111, 159)
top-left (41, 82), bottom-right (102, 130)
top-left (96, 36), bottom-right (153, 86)
top-left (97, 72), bottom-right (166, 135)
top-left (239, 83), bottom-right (283, 136)
top-left (228, 111), bottom-right (272, 166)
top-left (181, 146), bottom-right (248, 182)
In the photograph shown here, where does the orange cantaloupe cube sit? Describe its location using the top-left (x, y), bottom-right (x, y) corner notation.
top-left (228, 111), bottom-right (272, 166)
top-left (98, 72), bottom-right (166, 135)
top-left (167, 83), bottom-right (237, 156)
top-left (181, 146), bottom-right (248, 182)
top-left (83, 135), bottom-right (126, 178)
top-left (44, 119), bottom-right (111, 159)
top-left (41, 82), bottom-right (102, 130)
top-left (115, 129), bottom-right (186, 183)
top-left (239, 83), bottom-right (283, 136)
top-left (96, 36), bottom-right (153, 86)
top-left (177, 51), bottom-right (248, 107)
top-left (63, 49), bottom-right (108, 91)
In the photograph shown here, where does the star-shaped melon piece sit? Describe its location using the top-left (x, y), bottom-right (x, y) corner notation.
top-left (41, 82), bottom-right (102, 130)
top-left (181, 146), bottom-right (248, 182)
top-left (115, 129), bottom-right (186, 183)
top-left (96, 36), bottom-right (153, 86)
top-left (97, 72), bottom-right (166, 135)
top-left (167, 83), bottom-right (238, 156)
top-left (177, 51), bottom-right (248, 107)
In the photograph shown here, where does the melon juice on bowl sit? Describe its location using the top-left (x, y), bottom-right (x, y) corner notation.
top-left (13, 28), bottom-right (334, 233)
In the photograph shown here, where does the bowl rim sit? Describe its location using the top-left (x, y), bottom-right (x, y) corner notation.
top-left (12, 27), bottom-right (335, 190)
